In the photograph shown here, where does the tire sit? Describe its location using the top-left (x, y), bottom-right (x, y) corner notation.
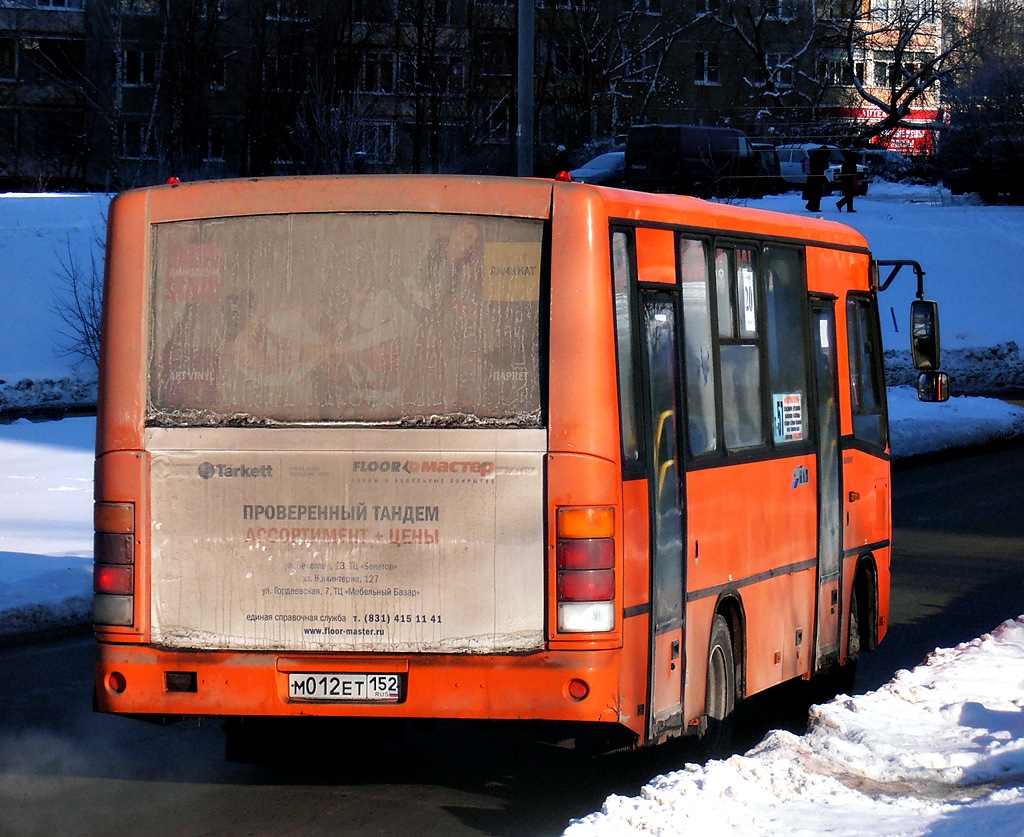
top-left (817, 585), bottom-right (861, 701)
top-left (698, 615), bottom-right (737, 758)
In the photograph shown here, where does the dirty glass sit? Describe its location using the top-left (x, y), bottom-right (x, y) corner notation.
top-left (148, 213), bottom-right (543, 426)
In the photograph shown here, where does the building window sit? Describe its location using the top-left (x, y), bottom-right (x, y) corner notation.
top-left (266, 0), bottom-right (310, 21)
top-left (871, 0), bottom-right (936, 21)
top-left (476, 35), bottom-right (513, 77)
top-left (627, 0), bottom-right (662, 14)
top-left (474, 99), bottom-right (512, 144)
top-left (265, 53), bottom-right (303, 92)
top-left (36, 0), bottom-right (86, 9)
top-left (354, 121), bottom-right (395, 165)
top-left (0, 109), bottom-right (18, 149)
top-left (360, 50), bottom-right (395, 94)
top-left (205, 124), bottom-right (226, 162)
top-left (118, 0), bottom-right (159, 14)
top-left (209, 57), bottom-right (226, 91)
top-left (121, 119), bottom-right (157, 159)
top-left (766, 53), bottom-right (794, 88)
top-left (122, 49), bottom-right (157, 86)
top-left (694, 50), bottom-right (719, 86)
top-left (764, 0), bottom-right (796, 18)
top-left (821, 56), bottom-right (861, 86)
top-left (627, 46), bottom-right (662, 81)
top-left (0, 39), bottom-right (16, 81)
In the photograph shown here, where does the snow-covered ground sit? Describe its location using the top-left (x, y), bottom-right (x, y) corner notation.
top-left (0, 184), bottom-right (1023, 835)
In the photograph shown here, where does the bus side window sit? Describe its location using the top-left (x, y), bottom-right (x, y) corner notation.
top-left (679, 236), bottom-right (717, 454)
top-left (612, 228), bottom-right (641, 469)
top-left (716, 245), bottom-right (764, 450)
top-left (764, 246), bottom-right (809, 445)
top-left (847, 294), bottom-right (888, 449)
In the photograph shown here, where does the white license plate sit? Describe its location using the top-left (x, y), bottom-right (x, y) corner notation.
top-left (287, 672), bottom-right (402, 702)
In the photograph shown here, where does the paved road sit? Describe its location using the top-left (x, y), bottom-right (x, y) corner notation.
top-left (1, 447), bottom-right (1022, 836)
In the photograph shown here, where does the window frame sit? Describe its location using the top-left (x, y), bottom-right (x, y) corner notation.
top-left (846, 291), bottom-right (889, 452)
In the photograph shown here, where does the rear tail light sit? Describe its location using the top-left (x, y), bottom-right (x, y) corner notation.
top-left (94, 502), bottom-right (135, 626)
top-left (556, 507), bottom-right (615, 633)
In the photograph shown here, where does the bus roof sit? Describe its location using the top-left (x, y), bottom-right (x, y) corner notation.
top-left (114, 174), bottom-right (869, 254)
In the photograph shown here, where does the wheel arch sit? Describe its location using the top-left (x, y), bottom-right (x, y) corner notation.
top-left (852, 553), bottom-right (880, 652)
top-left (712, 591), bottom-right (747, 699)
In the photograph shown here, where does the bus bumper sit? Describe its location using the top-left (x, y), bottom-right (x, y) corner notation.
top-left (94, 643), bottom-right (631, 728)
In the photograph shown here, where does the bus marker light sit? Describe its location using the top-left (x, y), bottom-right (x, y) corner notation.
top-left (567, 679), bottom-right (589, 701)
top-left (557, 507), bottom-right (614, 539)
top-left (107, 671), bottom-right (127, 694)
top-left (94, 502), bottom-right (135, 534)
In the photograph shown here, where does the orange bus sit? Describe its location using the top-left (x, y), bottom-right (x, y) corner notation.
top-left (93, 175), bottom-right (943, 751)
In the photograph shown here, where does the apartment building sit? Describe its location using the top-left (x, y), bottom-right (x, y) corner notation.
top-left (0, 0), bottom-right (947, 189)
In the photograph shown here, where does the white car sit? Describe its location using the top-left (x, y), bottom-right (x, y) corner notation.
top-left (776, 143), bottom-right (871, 195)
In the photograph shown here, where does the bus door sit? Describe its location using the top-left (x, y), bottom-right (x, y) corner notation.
top-left (811, 297), bottom-right (842, 665)
top-left (641, 293), bottom-right (687, 739)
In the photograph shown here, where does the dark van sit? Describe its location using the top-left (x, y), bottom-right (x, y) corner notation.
top-left (624, 124), bottom-right (761, 197)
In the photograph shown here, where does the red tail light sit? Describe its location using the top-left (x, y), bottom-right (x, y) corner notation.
top-left (557, 569), bottom-right (614, 602)
top-left (94, 502), bottom-right (136, 626)
top-left (94, 563), bottom-right (135, 595)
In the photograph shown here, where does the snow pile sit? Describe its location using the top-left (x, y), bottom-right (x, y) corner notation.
top-left (0, 416), bottom-right (94, 640)
top-left (888, 386), bottom-right (1024, 459)
top-left (565, 617), bottom-right (1024, 837)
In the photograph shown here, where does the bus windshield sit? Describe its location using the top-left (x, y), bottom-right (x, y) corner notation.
top-left (148, 212), bottom-right (544, 427)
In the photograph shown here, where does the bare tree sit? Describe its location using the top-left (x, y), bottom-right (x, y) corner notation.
top-left (704, 1), bottom-right (827, 134)
top-left (51, 224), bottom-right (106, 371)
top-left (827, 0), bottom-right (1004, 143)
top-left (533, 0), bottom-right (698, 150)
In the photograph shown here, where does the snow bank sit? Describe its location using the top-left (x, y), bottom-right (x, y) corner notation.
top-left (564, 617), bottom-right (1024, 837)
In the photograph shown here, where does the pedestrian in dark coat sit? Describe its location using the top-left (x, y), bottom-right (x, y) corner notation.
top-left (836, 150), bottom-right (860, 213)
top-left (803, 145), bottom-right (830, 212)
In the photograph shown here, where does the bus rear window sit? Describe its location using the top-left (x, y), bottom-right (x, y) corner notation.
top-left (148, 213), bottom-right (544, 427)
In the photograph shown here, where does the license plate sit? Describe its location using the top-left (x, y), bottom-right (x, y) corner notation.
top-left (287, 673), bottom-right (402, 702)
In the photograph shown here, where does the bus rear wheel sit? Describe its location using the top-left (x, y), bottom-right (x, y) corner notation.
top-left (699, 615), bottom-right (737, 758)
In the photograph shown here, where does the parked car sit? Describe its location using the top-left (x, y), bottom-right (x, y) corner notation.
top-left (624, 124), bottom-right (762, 198)
top-left (569, 151), bottom-right (625, 187)
top-left (776, 143), bottom-right (872, 196)
top-left (751, 142), bottom-right (786, 195)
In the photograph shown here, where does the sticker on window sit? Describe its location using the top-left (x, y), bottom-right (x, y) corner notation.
top-left (773, 392), bottom-right (804, 443)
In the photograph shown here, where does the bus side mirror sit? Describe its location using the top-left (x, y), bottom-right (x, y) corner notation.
top-left (910, 300), bottom-right (940, 370)
top-left (917, 371), bottom-right (950, 403)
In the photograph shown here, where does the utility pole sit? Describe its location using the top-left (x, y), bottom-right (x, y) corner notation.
top-left (517, 0), bottom-right (534, 176)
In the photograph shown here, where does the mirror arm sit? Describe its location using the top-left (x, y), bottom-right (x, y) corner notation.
top-left (874, 259), bottom-right (926, 299)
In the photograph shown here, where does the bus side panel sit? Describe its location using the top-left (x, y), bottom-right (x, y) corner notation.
top-left (619, 478), bottom-right (651, 736)
top-left (686, 456), bottom-right (818, 699)
top-left (548, 186), bottom-right (621, 460)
